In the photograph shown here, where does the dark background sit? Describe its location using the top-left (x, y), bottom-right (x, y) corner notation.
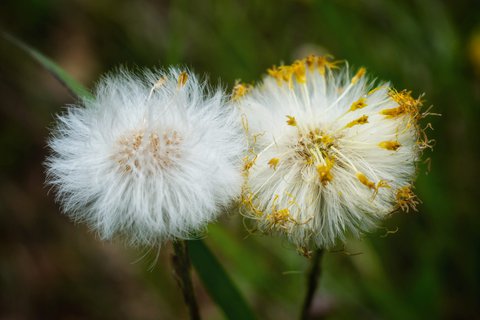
top-left (1, 0), bottom-right (479, 319)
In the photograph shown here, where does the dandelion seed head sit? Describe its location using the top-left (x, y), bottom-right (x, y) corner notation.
top-left (238, 55), bottom-right (432, 249)
top-left (46, 68), bottom-right (244, 245)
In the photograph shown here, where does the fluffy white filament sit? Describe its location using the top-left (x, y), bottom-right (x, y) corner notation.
top-left (238, 56), bottom-right (428, 250)
top-left (46, 68), bottom-right (244, 245)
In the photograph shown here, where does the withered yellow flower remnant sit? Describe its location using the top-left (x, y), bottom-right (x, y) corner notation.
top-left (232, 81), bottom-right (251, 101)
top-left (286, 115), bottom-right (297, 126)
top-left (356, 172), bottom-right (376, 189)
top-left (351, 67), bottom-right (366, 84)
top-left (345, 115), bottom-right (369, 128)
top-left (268, 157), bottom-right (280, 170)
top-left (316, 157), bottom-right (334, 185)
top-left (381, 89), bottom-right (422, 119)
top-left (292, 60), bottom-right (307, 83)
top-left (177, 71), bottom-right (188, 87)
top-left (349, 97), bottom-right (367, 112)
top-left (396, 186), bottom-right (420, 212)
top-left (379, 141), bottom-right (401, 151)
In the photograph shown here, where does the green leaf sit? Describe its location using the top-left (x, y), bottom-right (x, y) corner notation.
top-left (3, 32), bottom-right (93, 100)
top-left (189, 240), bottom-right (256, 320)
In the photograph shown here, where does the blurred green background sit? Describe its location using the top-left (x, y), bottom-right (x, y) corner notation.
top-left (1, 0), bottom-right (479, 319)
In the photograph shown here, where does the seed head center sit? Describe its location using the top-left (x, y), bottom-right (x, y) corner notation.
top-left (115, 129), bottom-right (183, 173)
top-left (296, 128), bottom-right (336, 165)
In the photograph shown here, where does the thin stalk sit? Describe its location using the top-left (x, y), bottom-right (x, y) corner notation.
top-left (172, 240), bottom-right (201, 320)
top-left (300, 249), bottom-right (324, 320)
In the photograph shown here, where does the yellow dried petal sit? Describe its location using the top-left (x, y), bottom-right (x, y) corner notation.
top-left (243, 155), bottom-right (257, 171)
top-left (379, 141), bottom-right (401, 151)
top-left (317, 56), bottom-right (339, 75)
top-left (178, 71), bottom-right (188, 87)
top-left (268, 157), bottom-right (280, 170)
top-left (384, 89), bottom-right (423, 119)
top-left (356, 172), bottom-right (375, 189)
top-left (345, 115), bottom-right (369, 128)
top-left (278, 65), bottom-right (293, 83)
top-left (286, 115), bottom-right (297, 126)
top-left (351, 67), bottom-right (366, 84)
top-left (320, 134), bottom-right (334, 146)
top-left (316, 157), bottom-right (334, 185)
top-left (305, 55), bottom-right (316, 71)
top-left (349, 97), bottom-right (367, 112)
top-left (380, 106), bottom-right (406, 118)
top-left (232, 81), bottom-right (251, 101)
top-left (356, 172), bottom-right (390, 197)
top-left (292, 60), bottom-right (306, 83)
top-left (267, 65), bottom-right (282, 85)
top-left (396, 186), bottom-right (420, 212)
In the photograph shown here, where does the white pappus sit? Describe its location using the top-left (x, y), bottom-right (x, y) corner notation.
top-left (236, 56), bottom-right (432, 251)
top-left (46, 68), bottom-right (245, 245)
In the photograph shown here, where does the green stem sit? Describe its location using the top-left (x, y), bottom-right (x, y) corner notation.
top-left (300, 249), bottom-right (324, 320)
top-left (172, 240), bottom-right (201, 320)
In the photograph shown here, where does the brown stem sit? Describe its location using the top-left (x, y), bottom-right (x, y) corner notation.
top-left (171, 240), bottom-right (201, 320)
top-left (300, 249), bottom-right (324, 320)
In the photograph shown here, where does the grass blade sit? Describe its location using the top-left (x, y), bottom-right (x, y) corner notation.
top-left (3, 32), bottom-right (92, 100)
top-left (189, 240), bottom-right (256, 320)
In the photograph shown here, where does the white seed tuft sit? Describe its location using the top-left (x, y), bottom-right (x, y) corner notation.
top-left (238, 56), bottom-right (429, 250)
top-left (46, 68), bottom-right (245, 245)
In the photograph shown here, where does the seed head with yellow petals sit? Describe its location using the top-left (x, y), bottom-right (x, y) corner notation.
top-left (237, 55), bottom-right (432, 249)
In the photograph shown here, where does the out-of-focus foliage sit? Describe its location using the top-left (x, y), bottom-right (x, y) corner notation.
top-left (1, 0), bottom-right (479, 319)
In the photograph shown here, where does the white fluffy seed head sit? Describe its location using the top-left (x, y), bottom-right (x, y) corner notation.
top-left (46, 68), bottom-right (245, 245)
top-left (237, 56), bottom-right (432, 251)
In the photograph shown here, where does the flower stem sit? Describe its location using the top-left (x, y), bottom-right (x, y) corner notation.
top-left (172, 240), bottom-right (201, 320)
top-left (300, 249), bottom-right (324, 320)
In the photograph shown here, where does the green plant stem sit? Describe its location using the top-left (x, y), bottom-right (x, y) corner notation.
top-left (172, 240), bottom-right (201, 320)
top-left (300, 249), bottom-right (324, 320)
